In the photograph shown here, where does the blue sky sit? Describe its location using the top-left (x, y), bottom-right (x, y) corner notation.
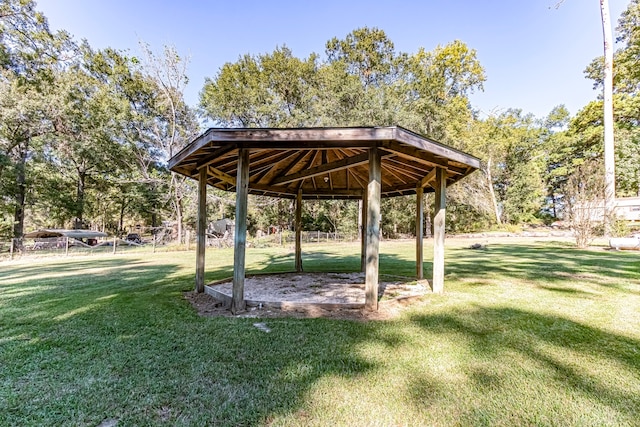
top-left (37, 0), bottom-right (629, 120)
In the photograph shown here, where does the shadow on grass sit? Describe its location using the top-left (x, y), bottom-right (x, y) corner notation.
top-left (3, 243), bottom-right (640, 425)
top-left (408, 305), bottom-right (640, 424)
top-left (447, 243), bottom-right (640, 294)
top-left (249, 247), bottom-right (419, 278)
top-left (0, 254), bottom-right (383, 426)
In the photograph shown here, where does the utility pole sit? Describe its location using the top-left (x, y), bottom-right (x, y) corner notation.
top-left (600, 0), bottom-right (616, 235)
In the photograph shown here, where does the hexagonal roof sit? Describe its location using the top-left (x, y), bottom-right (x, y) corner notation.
top-left (168, 126), bottom-right (480, 199)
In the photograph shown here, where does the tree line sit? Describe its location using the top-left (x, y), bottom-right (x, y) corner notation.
top-left (1, 0), bottom-right (638, 241)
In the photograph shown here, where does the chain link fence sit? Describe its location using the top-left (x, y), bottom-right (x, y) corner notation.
top-left (0, 229), bottom-right (362, 261)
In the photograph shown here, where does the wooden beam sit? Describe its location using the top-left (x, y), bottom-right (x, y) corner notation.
top-left (250, 150), bottom-right (302, 178)
top-left (232, 148), bottom-right (250, 313)
top-left (250, 149), bottom-right (295, 167)
top-left (433, 167), bottom-right (446, 293)
top-left (416, 186), bottom-right (424, 280)
top-left (295, 189), bottom-right (303, 272)
top-left (360, 189), bottom-right (367, 272)
top-left (381, 163), bottom-right (409, 185)
top-left (263, 150), bottom-right (309, 185)
top-left (420, 169), bottom-right (437, 188)
top-left (248, 150), bottom-right (303, 182)
top-left (206, 165), bottom-right (236, 186)
top-left (271, 152), bottom-right (370, 186)
top-left (383, 161), bottom-right (422, 182)
top-left (380, 141), bottom-right (449, 169)
top-left (196, 168), bottom-right (208, 294)
top-left (365, 147), bottom-right (381, 310)
top-left (195, 167), bottom-right (207, 293)
top-left (348, 168), bottom-right (367, 189)
top-left (195, 146), bottom-right (236, 170)
top-left (393, 126), bottom-right (481, 169)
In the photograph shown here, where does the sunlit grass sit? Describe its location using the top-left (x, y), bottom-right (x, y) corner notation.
top-left (0, 238), bottom-right (639, 426)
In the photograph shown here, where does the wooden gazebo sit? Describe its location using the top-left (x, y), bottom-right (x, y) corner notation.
top-left (168, 126), bottom-right (480, 313)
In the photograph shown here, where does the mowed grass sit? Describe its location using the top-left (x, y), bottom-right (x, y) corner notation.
top-left (1, 238), bottom-right (639, 426)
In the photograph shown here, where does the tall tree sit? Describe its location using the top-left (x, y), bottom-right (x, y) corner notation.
top-left (0, 0), bottom-right (72, 238)
top-left (201, 46), bottom-right (318, 127)
top-left (49, 53), bottom-right (130, 228)
top-left (0, 72), bottom-right (52, 237)
top-left (138, 43), bottom-right (199, 243)
top-left (200, 28), bottom-right (491, 234)
top-left (325, 27), bottom-right (396, 88)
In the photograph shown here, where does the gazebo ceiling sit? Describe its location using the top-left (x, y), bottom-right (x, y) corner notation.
top-left (168, 126), bottom-right (480, 200)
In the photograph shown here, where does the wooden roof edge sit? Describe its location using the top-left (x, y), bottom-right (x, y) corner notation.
top-left (168, 125), bottom-right (481, 174)
top-left (168, 128), bottom-right (219, 171)
top-left (169, 127), bottom-right (397, 168)
top-left (392, 126), bottom-right (481, 170)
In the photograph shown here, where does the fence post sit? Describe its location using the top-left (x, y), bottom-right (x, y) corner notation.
top-left (112, 235), bottom-right (117, 255)
top-left (65, 236), bottom-right (69, 256)
top-left (10, 238), bottom-right (14, 260)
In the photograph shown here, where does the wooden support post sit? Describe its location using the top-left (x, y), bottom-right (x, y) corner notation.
top-left (360, 189), bottom-right (368, 272)
top-left (9, 238), bottom-right (14, 260)
top-left (112, 235), bottom-right (117, 255)
top-left (416, 186), bottom-right (424, 279)
top-left (65, 236), bottom-right (69, 257)
top-left (365, 147), bottom-right (381, 310)
top-left (232, 148), bottom-right (250, 314)
top-left (195, 166), bottom-right (207, 293)
top-left (295, 189), bottom-right (303, 272)
top-left (433, 167), bottom-right (447, 293)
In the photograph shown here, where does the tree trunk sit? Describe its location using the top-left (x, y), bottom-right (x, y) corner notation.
top-left (75, 169), bottom-right (86, 229)
top-left (119, 200), bottom-right (126, 235)
top-left (171, 172), bottom-right (184, 244)
top-left (12, 140), bottom-right (28, 240)
top-left (485, 157), bottom-right (502, 225)
top-left (176, 196), bottom-right (183, 245)
top-left (600, 0), bottom-right (615, 236)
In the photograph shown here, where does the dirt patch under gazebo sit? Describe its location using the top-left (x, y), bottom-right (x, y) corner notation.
top-left (184, 272), bottom-right (430, 320)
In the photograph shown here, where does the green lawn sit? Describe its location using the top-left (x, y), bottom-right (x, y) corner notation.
top-left (1, 239), bottom-right (639, 426)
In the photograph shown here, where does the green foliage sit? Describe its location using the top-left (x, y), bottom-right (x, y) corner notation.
top-left (200, 28), bottom-right (489, 233)
top-left (0, 0), bottom-right (70, 236)
top-left (381, 196), bottom-right (414, 237)
top-left (611, 217), bottom-right (631, 238)
top-left (325, 27), bottom-right (396, 87)
top-left (574, 0), bottom-right (640, 200)
top-left (2, 0), bottom-right (637, 238)
top-left (467, 109), bottom-right (546, 225)
top-left (585, 0), bottom-right (640, 95)
top-left (1, 0), bottom-right (198, 236)
top-left (200, 47), bottom-right (318, 127)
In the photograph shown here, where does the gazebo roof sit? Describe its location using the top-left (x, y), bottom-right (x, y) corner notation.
top-left (168, 126), bottom-right (480, 199)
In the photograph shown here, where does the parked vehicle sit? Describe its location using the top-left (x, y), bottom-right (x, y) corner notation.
top-left (125, 233), bottom-right (142, 244)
